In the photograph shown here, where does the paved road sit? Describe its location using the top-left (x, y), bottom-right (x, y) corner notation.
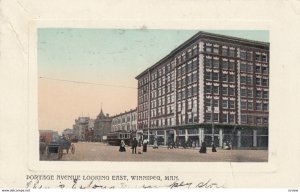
top-left (40, 142), bottom-right (268, 162)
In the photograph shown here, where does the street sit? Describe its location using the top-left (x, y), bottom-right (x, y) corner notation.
top-left (40, 142), bottom-right (268, 162)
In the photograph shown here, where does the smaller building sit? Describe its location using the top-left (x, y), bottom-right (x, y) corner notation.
top-left (62, 128), bottom-right (75, 140)
top-left (111, 108), bottom-right (139, 139)
top-left (94, 108), bottom-right (112, 142)
top-left (73, 117), bottom-right (90, 141)
top-left (39, 130), bottom-right (59, 144)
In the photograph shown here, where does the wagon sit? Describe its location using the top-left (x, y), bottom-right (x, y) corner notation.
top-left (47, 139), bottom-right (75, 160)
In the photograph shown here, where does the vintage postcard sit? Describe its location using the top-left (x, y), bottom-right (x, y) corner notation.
top-left (1, 0), bottom-right (300, 190)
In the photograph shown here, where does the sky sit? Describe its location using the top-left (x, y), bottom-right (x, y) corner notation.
top-left (38, 29), bottom-right (269, 133)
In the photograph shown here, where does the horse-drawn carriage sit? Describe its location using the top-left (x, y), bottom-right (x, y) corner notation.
top-left (45, 137), bottom-right (75, 160)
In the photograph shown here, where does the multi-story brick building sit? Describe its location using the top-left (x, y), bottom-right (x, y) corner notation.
top-left (136, 31), bottom-right (269, 148)
top-left (111, 108), bottom-right (139, 140)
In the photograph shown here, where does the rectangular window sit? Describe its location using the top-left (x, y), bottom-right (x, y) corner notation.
top-left (241, 88), bottom-right (247, 97)
top-left (240, 63), bottom-right (246, 72)
top-left (229, 49), bottom-right (235, 57)
top-left (229, 114), bottom-right (235, 123)
top-left (247, 89), bottom-right (253, 98)
top-left (213, 47), bottom-right (219, 54)
top-left (263, 103), bottom-right (269, 111)
top-left (212, 73), bottom-right (219, 81)
top-left (205, 45), bottom-right (212, 53)
top-left (247, 52), bottom-right (253, 61)
top-left (262, 54), bottom-right (268, 62)
top-left (255, 53), bottom-right (261, 61)
top-left (213, 100), bottom-right (219, 107)
top-left (205, 113), bottom-right (212, 121)
top-left (222, 114), bottom-right (228, 123)
top-left (247, 64), bottom-right (253, 73)
top-left (256, 103), bottom-right (262, 110)
top-left (240, 76), bottom-right (246, 84)
top-left (205, 85), bottom-right (212, 94)
top-left (222, 74), bottom-right (228, 82)
top-left (229, 75), bottom-right (235, 83)
top-left (247, 76), bottom-right (253, 85)
top-left (241, 101), bottom-right (247, 109)
top-left (256, 90), bottom-right (262, 98)
top-left (229, 87), bottom-right (235, 96)
top-left (222, 48), bottom-right (228, 56)
top-left (213, 113), bottom-right (219, 122)
top-left (222, 87), bottom-right (228, 95)
top-left (229, 61), bottom-right (235, 70)
top-left (205, 71), bottom-right (212, 80)
top-left (240, 51), bottom-right (246, 60)
top-left (222, 61), bottom-right (228, 70)
top-left (248, 101), bottom-right (253, 110)
top-left (222, 100), bottom-right (228, 108)
top-left (256, 77), bottom-right (261, 86)
top-left (213, 86), bottom-right (219, 94)
top-left (213, 59), bottom-right (219, 68)
top-left (192, 72), bottom-right (198, 83)
top-left (205, 58), bottom-right (212, 68)
top-left (255, 65), bottom-right (261, 73)
top-left (263, 90), bottom-right (268, 98)
top-left (262, 78), bottom-right (268, 86)
top-left (262, 66), bottom-right (268, 74)
top-left (241, 115), bottom-right (247, 124)
top-left (229, 100), bottom-right (235, 109)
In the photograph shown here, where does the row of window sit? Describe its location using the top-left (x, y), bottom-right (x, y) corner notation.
top-left (177, 97), bottom-right (198, 112)
top-left (176, 45), bottom-right (199, 64)
top-left (177, 59), bottom-right (198, 77)
top-left (205, 57), bottom-right (236, 70)
top-left (241, 115), bottom-right (268, 124)
top-left (241, 88), bottom-right (269, 98)
top-left (205, 71), bottom-right (236, 82)
top-left (204, 44), bottom-right (236, 58)
top-left (150, 117), bottom-right (176, 127)
top-left (205, 85), bottom-right (236, 95)
top-left (177, 72), bottom-right (198, 88)
top-left (241, 101), bottom-right (269, 111)
top-left (205, 113), bottom-right (236, 123)
top-left (240, 76), bottom-right (268, 86)
top-left (177, 86), bottom-right (198, 100)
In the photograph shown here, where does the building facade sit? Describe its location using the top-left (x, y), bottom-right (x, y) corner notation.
top-left (111, 108), bottom-right (138, 138)
top-left (136, 31), bottom-right (269, 148)
top-left (73, 117), bottom-right (90, 141)
top-left (94, 108), bottom-right (112, 142)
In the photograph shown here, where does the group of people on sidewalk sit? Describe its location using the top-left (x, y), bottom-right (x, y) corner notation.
top-left (119, 138), bottom-right (230, 154)
top-left (119, 138), bottom-right (150, 154)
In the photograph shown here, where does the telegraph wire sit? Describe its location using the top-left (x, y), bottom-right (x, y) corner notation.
top-left (39, 76), bottom-right (137, 89)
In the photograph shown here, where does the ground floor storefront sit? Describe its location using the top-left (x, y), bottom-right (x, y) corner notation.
top-left (141, 125), bottom-right (268, 149)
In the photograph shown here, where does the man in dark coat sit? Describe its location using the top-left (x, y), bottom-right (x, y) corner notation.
top-left (199, 141), bottom-right (207, 153)
top-left (131, 138), bottom-right (138, 154)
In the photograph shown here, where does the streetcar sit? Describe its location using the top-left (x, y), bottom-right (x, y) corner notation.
top-left (106, 131), bottom-right (131, 146)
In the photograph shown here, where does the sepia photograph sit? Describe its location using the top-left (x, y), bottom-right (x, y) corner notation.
top-left (38, 29), bottom-right (269, 162)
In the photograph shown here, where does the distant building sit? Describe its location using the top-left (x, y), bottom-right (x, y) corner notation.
top-left (62, 128), bottom-right (74, 140)
top-left (85, 119), bottom-right (95, 142)
top-left (73, 117), bottom-right (90, 141)
top-left (111, 108), bottom-right (139, 139)
top-left (94, 108), bottom-right (112, 142)
top-left (39, 130), bottom-right (59, 144)
top-left (136, 31), bottom-right (269, 148)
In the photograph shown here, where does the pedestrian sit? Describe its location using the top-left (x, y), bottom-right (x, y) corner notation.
top-left (199, 141), bottom-right (207, 153)
top-left (119, 140), bottom-right (126, 152)
top-left (212, 142), bottom-right (217, 152)
top-left (142, 139), bottom-right (148, 152)
top-left (153, 137), bottom-right (158, 149)
top-left (131, 138), bottom-right (138, 154)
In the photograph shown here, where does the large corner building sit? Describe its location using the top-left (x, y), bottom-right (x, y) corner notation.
top-left (136, 31), bottom-right (269, 148)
